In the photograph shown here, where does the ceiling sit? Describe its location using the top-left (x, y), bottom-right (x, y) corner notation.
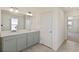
top-left (61, 7), bottom-right (79, 12)
top-left (1, 7), bottom-right (79, 13)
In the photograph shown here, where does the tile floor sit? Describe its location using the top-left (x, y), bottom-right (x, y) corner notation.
top-left (22, 44), bottom-right (54, 52)
top-left (22, 40), bottom-right (79, 52)
top-left (58, 40), bottom-right (79, 52)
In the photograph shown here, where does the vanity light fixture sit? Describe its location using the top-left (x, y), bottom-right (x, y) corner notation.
top-left (9, 7), bottom-right (14, 12)
top-left (9, 7), bottom-right (19, 13)
top-left (68, 16), bottom-right (74, 20)
top-left (26, 12), bottom-right (32, 16)
top-left (15, 9), bottom-right (19, 13)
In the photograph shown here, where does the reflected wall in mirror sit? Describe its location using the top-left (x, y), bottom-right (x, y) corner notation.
top-left (25, 16), bottom-right (32, 30)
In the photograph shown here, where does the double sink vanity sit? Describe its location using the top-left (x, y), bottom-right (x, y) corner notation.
top-left (0, 30), bottom-right (40, 52)
top-left (0, 10), bottom-right (40, 52)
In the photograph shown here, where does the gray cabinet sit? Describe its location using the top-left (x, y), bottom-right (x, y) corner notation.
top-left (3, 36), bottom-right (17, 52)
top-left (26, 34), bottom-right (28, 48)
top-left (27, 32), bottom-right (34, 47)
top-left (17, 34), bottom-right (26, 51)
top-left (1, 31), bottom-right (40, 52)
top-left (27, 31), bottom-right (40, 48)
top-left (33, 31), bottom-right (40, 44)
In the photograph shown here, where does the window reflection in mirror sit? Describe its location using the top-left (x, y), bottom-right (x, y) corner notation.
top-left (11, 18), bottom-right (18, 32)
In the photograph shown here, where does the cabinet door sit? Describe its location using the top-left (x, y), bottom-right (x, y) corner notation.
top-left (3, 38), bottom-right (17, 52)
top-left (26, 34), bottom-right (28, 48)
top-left (33, 31), bottom-right (40, 44)
top-left (27, 32), bottom-right (34, 47)
top-left (17, 34), bottom-right (26, 51)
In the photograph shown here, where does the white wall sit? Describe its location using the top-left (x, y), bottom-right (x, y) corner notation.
top-left (64, 12), bottom-right (68, 40)
top-left (52, 8), bottom-right (65, 50)
top-left (0, 9), bottom-right (1, 31)
top-left (72, 17), bottom-right (79, 32)
top-left (40, 8), bottom-right (65, 51)
top-left (31, 13), bottom-right (40, 30)
top-left (66, 11), bottom-right (79, 16)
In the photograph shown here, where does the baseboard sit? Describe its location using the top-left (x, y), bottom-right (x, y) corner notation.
top-left (56, 39), bottom-right (67, 51)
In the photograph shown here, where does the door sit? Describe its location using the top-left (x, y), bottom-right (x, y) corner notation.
top-left (40, 12), bottom-right (53, 48)
top-left (33, 31), bottom-right (40, 44)
top-left (3, 37), bottom-right (17, 52)
top-left (27, 32), bottom-right (34, 47)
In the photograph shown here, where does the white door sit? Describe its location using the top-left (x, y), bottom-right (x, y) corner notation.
top-left (40, 12), bottom-right (53, 48)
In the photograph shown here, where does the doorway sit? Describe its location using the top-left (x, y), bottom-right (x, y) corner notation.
top-left (67, 16), bottom-right (79, 43)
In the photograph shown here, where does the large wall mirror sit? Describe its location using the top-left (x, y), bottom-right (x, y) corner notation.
top-left (1, 10), bottom-right (33, 31)
top-left (1, 10), bottom-right (25, 31)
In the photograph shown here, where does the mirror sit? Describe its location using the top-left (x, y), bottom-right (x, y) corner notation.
top-left (1, 10), bottom-right (33, 31)
top-left (68, 16), bottom-right (79, 32)
top-left (11, 17), bottom-right (18, 32)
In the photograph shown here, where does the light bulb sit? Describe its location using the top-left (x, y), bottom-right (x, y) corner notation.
top-left (9, 8), bottom-right (13, 12)
top-left (15, 9), bottom-right (19, 13)
top-left (26, 12), bottom-right (32, 16)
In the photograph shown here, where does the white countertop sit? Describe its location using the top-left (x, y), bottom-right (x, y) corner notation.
top-left (0, 30), bottom-right (39, 37)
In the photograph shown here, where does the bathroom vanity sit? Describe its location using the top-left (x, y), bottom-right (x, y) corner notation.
top-left (0, 30), bottom-right (40, 52)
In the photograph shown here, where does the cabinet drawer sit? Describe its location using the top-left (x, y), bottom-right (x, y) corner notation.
top-left (3, 35), bottom-right (17, 41)
top-left (16, 33), bottom-right (26, 37)
top-left (3, 33), bottom-right (26, 41)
